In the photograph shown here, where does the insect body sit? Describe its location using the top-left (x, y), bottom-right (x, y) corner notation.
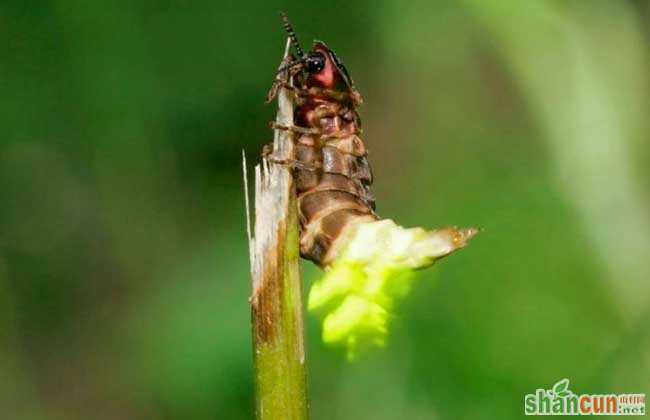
top-left (263, 14), bottom-right (477, 357)
top-left (269, 15), bottom-right (378, 267)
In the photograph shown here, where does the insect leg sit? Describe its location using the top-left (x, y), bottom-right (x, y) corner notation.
top-left (262, 140), bottom-right (319, 171)
top-left (261, 142), bottom-right (274, 159)
top-left (266, 155), bottom-right (320, 171)
top-left (267, 79), bottom-right (292, 103)
top-left (270, 122), bottom-right (320, 135)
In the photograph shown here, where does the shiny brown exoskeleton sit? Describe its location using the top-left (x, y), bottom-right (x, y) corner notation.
top-left (267, 14), bottom-right (378, 267)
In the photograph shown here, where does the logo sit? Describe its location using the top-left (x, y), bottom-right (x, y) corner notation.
top-left (524, 379), bottom-right (645, 416)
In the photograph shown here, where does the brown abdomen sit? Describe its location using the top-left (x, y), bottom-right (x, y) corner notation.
top-left (294, 100), bottom-right (378, 266)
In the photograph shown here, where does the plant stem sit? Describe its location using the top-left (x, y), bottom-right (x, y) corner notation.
top-left (244, 39), bottom-right (309, 420)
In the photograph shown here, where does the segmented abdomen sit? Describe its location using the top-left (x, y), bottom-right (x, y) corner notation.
top-left (293, 98), bottom-right (378, 266)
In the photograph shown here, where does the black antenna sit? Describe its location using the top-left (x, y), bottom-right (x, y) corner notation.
top-left (280, 12), bottom-right (305, 58)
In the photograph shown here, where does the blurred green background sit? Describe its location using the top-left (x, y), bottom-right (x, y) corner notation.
top-left (1, 1), bottom-right (649, 419)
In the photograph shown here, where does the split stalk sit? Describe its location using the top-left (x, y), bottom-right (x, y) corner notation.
top-left (244, 39), bottom-right (309, 420)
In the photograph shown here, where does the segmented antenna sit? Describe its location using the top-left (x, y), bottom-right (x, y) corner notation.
top-left (280, 12), bottom-right (305, 58)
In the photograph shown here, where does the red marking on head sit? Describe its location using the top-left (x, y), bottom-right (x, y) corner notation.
top-left (307, 45), bottom-right (340, 89)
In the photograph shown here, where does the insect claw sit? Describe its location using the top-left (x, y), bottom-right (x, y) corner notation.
top-left (266, 86), bottom-right (279, 103)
